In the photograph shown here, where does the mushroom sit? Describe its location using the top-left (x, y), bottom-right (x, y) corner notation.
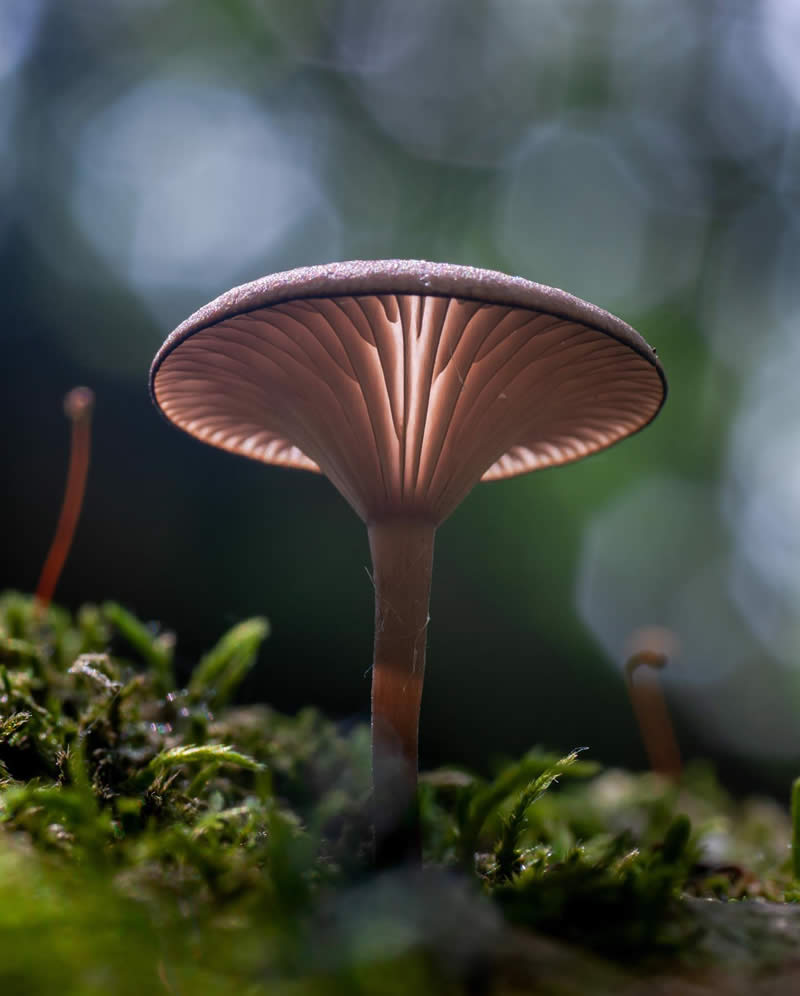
top-left (149, 260), bottom-right (666, 863)
top-left (624, 627), bottom-right (682, 780)
top-left (35, 387), bottom-right (95, 617)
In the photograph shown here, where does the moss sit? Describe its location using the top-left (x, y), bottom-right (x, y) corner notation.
top-left (1, 590), bottom-right (799, 993)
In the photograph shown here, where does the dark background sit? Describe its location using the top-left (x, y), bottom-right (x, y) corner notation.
top-left (3, 0), bottom-right (800, 792)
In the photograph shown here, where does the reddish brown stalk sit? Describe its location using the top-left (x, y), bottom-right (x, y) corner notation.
top-left (34, 387), bottom-right (95, 615)
top-left (368, 519), bottom-right (435, 865)
top-left (625, 648), bottom-right (682, 780)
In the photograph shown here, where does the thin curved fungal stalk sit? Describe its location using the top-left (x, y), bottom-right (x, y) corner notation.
top-left (150, 260), bottom-right (668, 864)
top-left (624, 649), bottom-right (682, 780)
top-left (34, 387), bottom-right (95, 616)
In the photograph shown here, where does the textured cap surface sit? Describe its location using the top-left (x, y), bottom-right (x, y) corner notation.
top-left (151, 260), bottom-right (666, 523)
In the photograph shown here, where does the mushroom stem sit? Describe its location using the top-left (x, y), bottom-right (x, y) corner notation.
top-left (625, 651), bottom-right (682, 780)
top-left (35, 387), bottom-right (95, 616)
top-left (368, 518), bottom-right (435, 865)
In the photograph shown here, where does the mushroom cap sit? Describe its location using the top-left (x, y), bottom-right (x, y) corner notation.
top-left (150, 260), bottom-right (666, 525)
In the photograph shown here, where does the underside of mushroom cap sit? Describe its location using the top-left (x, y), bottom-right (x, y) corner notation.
top-left (150, 260), bottom-right (666, 524)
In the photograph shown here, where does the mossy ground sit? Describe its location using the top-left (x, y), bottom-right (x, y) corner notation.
top-left (1, 591), bottom-right (798, 995)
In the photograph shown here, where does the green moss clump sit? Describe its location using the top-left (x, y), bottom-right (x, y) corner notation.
top-left (1, 591), bottom-right (798, 994)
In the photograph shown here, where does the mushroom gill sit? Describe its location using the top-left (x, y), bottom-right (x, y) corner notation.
top-left (153, 283), bottom-right (663, 526)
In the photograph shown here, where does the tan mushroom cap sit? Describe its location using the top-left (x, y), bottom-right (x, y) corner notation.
top-left (150, 260), bottom-right (666, 525)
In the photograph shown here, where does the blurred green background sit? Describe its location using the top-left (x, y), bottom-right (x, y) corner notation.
top-left (3, 0), bottom-right (800, 790)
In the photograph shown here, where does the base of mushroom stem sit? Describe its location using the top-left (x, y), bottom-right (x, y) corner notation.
top-left (372, 724), bottom-right (422, 866)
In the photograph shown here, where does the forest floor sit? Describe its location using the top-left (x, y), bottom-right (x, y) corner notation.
top-left (2, 590), bottom-right (799, 995)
